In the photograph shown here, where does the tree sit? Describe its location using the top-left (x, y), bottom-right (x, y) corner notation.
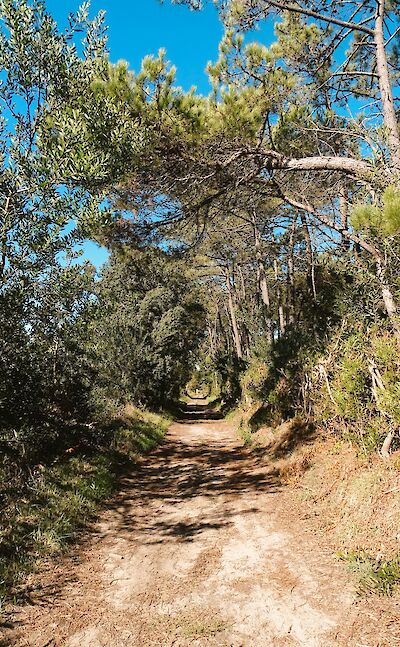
top-left (0, 0), bottom-right (111, 463)
top-left (175, 0), bottom-right (400, 170)
top-left (91, 247), bottom-right (206, 408)
top-left (95, 1), bottom-right (395, 341)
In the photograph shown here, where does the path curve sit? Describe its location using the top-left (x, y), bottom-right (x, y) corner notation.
top-left (4, 402), bottom-right (363, 646)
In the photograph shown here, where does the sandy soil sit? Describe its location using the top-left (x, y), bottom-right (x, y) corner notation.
top-left (1, 402), bottom-right (396, 646)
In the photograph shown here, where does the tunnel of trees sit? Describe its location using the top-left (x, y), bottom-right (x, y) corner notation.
top-left (1, 0), bottom-right (400, 595)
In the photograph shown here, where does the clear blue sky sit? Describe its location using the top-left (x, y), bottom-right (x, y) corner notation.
top-left (46, 0), bottom-right (225, 268)
top-left (48, 0), bottom-right (224, 94)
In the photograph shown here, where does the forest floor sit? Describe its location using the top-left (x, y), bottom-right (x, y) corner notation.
top-left (1, 401), bottom-right (399, 647)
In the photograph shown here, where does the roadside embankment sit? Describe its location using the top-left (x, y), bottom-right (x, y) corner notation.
top-left (235, 403), bottom-right (400, 596)
top-left (0, 405), bottom-right (171, 607)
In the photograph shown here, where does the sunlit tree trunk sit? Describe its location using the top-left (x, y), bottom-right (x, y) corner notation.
top-left (374, 0), bottom-right (400, 170)
top-left (274, 259), bottom-right (285, 337)
top-left (207, 321), bottom-right (215, 355)
top-left (238, 263), bottom-right (246, 302)
top-left (286, 217), bottom-right (296, 326)
top-left (376, 260), bottom-right (400, 342)
top-left (224, 267), bottom-right (243, 359)
top-left (0, 197), bottom-right (10, 284)
top-left (252, 212), bottom-right (273, 343)
top-left (299, 212), bottom-right (317, 300)
top-left (339, 190), bottom-right (351, 251)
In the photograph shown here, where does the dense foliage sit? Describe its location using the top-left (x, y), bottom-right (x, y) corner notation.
top-left (91, 247), bottom-right (205, 411)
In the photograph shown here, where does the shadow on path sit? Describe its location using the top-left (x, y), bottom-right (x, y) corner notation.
top-left (177, 401), bottom-right (224, 422)
top-left (97, 402), bottom-right (281, 544)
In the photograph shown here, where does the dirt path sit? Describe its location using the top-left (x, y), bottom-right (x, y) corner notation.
top-left (2, 402), bottom-right (383, 646)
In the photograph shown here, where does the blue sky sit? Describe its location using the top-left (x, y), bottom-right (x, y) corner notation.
top-left (46, 0), bottom-right (225, 268)
top-left (48, 1), bottom-right (224, 94)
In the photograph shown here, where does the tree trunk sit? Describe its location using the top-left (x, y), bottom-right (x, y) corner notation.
top-left (262, 152), bottom-right (369, 176)
top-left (376, 260), bottom-right (400, 342)
top-left (218, 308), bottom-right (230, 354)
top-left (224, 267), bottom-right (243, 359)
top-left (286, 217), bottom-right (296, 325)
top-left (381, 429), bottom-right (396, 458)
top-left (339, 190), bottom-right (351, 251)
top-left (252, 215), bottom-right (273, 344)
top-left (238, 264), bottom-right (246, 302)
top-left (242, 323), bottom-right (251, 358)
top-left (274, 259), bottom-right (285, 337)
top-left (0, 196), bottom-right (10, 284)
top-left (299, 212), bottom-right (317, 300)
top-left (207, 322), bottom-right (215, 355)
top-left (374, 0), bottom-right (400, 170)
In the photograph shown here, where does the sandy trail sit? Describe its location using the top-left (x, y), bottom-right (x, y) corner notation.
top-left (2, 402), bottom-right (371, 646)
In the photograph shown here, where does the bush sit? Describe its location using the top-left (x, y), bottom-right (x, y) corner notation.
top-left (311, 325), bottom-right (400, 452)
top-left (340, 551), bottom-right (400, 596)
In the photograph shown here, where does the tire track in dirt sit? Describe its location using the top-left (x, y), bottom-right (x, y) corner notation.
top-left (2, 402), bottom-right (365, 646)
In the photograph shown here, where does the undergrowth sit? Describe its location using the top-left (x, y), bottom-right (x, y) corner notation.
top-left (0, 454), bottom-right (115, 608)
top-left (339, 551), bottom-right (400, 596)
top-left (0, 406), bottom-right (170, 608)
top-left (237, 418), bottom-right (252, 446)
top-left (113, 404), bottom-right (171, 456)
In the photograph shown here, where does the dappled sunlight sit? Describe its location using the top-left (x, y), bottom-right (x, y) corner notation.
top-left (95, 403), bottom-right (280, 545)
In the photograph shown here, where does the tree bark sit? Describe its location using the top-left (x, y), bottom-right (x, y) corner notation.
top-left (381, 429), bottom-right (396, 458)
top-left (218, 308), bottom-right (230, 354)
top-left (207, 322), bottom-right (215, 355)
top-left (274, 258), bottom-right (285, 337)
top-left (238, 263), bottom-right (247, 302)
top-left (0, 196), bottom-right (10, 284)
top-left (376, 259), bottom-right (400, 341)
top-left (299, 212), bottom-right (317, 300)
top-left (286, 217), bottom-right (296, 325)
top-left (224, 267), bottom-right (243, 359)
top-left (339, 190), bottom-right (351, 251)
top-left (252, 213), bottom-right (274, 343)
top-left (261, 151), bottom-right (370, 177)
top-left (374, 0), bottom-right (400, 170)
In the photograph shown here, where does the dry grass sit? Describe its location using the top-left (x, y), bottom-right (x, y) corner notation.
top-left (294, 440), bottom-right (400, 559)
top-left (239, 408), bottom-right (400, 595)
top-left (148, 609), bottom-right (230, 643)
